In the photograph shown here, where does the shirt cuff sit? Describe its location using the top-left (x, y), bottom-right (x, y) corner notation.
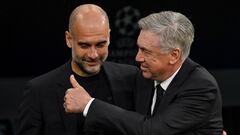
top-left (83, 98), bottom-right (95, 117)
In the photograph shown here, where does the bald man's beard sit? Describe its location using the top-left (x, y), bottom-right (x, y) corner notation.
top-left (74, 55), bottom-right (107, 76)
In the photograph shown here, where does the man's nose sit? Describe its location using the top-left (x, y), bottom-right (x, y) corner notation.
top-left (88, 47), bottom-right (98, 59)
top-left (135, 49), bottom-right (144, 62)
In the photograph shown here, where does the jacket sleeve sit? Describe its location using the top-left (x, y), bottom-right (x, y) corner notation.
top-left (84, 99), bottom-right (149, 135)
top-left (18, 82), bottom-right (42, 135)
top-left (84, 84), bottom-right (221, 135)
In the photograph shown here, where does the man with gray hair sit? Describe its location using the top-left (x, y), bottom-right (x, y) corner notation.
top-left (64, 11), bottom-right (223, 135)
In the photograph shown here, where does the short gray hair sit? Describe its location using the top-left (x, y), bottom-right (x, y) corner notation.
top-left (138, 11), bottom-right (194, 61)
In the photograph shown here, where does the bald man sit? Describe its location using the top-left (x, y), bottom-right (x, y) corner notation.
top-left (18, 4), bottom-right (141, 135)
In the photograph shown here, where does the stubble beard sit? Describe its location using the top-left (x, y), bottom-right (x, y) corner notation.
top-left (75, 55), bottom-right (107, 76)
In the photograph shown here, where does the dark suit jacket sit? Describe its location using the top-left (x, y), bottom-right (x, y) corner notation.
top-left (84, 58), bottom-right (223, 135)
top-left (18, 60), bottom-right (139, 135)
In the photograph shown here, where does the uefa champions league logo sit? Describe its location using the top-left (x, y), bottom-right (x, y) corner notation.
top-left (108, 5), bottom-right (141, 65)
top-left (115, 6), bottom-right (141, 36)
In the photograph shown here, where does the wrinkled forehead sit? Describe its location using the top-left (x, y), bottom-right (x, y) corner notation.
top-left (137, 30), bottom-right (160, 47)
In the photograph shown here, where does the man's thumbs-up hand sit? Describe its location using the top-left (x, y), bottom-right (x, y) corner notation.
top-left (64, 74), bottom-right (92, 113)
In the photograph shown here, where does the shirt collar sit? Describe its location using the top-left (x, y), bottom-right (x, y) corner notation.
top-left (154, 66), bottom-right (182, 91)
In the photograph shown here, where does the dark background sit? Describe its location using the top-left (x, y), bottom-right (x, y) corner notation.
top-left (0, 0), bottom-right (240, 135)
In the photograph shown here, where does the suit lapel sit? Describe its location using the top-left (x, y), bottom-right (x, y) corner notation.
top-left (135, 72), bottom-right (154, 115)
top-left (102, 62), bottom-right (123, 106)
top-left (168, 58), bottom-right (197, 89)
top-left (158, 58), bottom-right (198, 109)
top-left (55, 60), bottom-right (79, 134)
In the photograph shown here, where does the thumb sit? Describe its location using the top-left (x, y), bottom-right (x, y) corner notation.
top-left (70, 74), bottom-right (80, 88)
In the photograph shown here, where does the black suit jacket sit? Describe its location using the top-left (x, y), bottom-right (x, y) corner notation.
top-left (18, 60), bottom-right (139, 135)
top-left (84, 58), bottom-right (223, 135)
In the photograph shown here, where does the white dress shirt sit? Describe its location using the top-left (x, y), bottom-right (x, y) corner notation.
top-left (150, 66), bottom-right (181, 114)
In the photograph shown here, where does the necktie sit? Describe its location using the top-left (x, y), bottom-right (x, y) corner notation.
top-left (153, 84), bottom-right (164, 113)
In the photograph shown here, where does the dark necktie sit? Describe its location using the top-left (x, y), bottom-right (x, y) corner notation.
top-left (153, 84), bottom-right (165, 113)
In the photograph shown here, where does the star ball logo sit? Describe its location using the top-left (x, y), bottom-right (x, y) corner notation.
top-left (115, 6), bottom-right (141, 36)
top-left (109, 6), bottom-right (141, 65)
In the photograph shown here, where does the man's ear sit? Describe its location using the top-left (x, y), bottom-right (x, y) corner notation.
top-left (65, 31), bottom-right (72, 48)
top-left (169, 48), bottom-right (180, 64)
